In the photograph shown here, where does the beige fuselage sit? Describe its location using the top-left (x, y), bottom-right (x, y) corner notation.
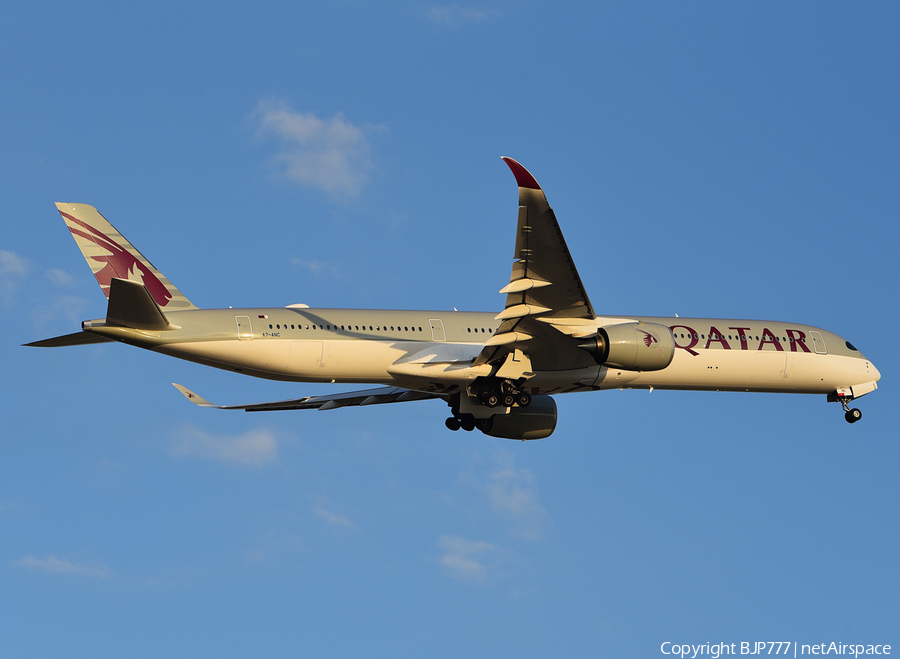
top-left (85, 307), bottom-right (880, 399)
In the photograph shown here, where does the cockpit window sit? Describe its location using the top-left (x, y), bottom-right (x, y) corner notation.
top-left (845, 341), bottom-right (858, 351)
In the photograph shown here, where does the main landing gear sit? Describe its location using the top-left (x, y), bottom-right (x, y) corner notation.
top-left (476, 379), bottom-right (531, 409)
top-left (445, 415), bottom-right (492, 433)
top-left (444, 379), bottom-right (531, 433)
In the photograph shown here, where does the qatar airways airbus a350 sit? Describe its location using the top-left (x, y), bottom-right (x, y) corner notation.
top-left (28, 158), bottom-right (880, 439)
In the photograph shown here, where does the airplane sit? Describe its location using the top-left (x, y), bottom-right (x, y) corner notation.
top-left (27, 158), bottom-right (881, 439)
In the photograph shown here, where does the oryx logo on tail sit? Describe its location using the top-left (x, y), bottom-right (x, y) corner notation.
top-left (54, 203), bottom-right (196, 311)
top-left (62, 211), bottom-right (173, 306)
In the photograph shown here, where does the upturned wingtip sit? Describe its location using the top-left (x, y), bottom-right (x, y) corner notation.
top-left (501, 157), bottom-right (541, 190)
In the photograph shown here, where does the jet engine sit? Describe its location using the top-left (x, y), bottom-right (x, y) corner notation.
top-left (481, 395), bottom-right (557, 440)
top-left (577, 322), bottom-right (675, 371)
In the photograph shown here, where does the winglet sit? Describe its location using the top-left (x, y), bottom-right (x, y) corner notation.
top-left (501, 157), bottom-right (542, 190)
top-left (173, 383), bottom-right (217, 407)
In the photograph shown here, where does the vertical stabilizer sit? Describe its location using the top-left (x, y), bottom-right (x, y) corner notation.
top-left (56, 203), bottom-right (197, 310)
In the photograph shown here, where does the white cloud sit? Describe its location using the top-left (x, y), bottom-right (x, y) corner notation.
top-left (437, 534), bottom-right (499, 581)
top-left (256, 99), bottom-right (376, 198)
top-left (424, 4), bottom-right (499, 28)
top-left (170, 424), bottom-right (278, 466)
top-left (14, 555), bottom-right (109, 578)
top-left (292, 257), bottom-right (339, 277)
top-left (487, 456), bottom-right (549, 540)
top-left (312, 505), bottom-right (354, 529)
top-left (31, 295), bottom-right (88, 330)
top-left (0, 249), bottom-right (29, 303)
top-left (0, 500), bottom-right (23, 514)
top-left (458, 452), bottom-right (550, 540)
top-left (45, 268), bottom-right (74, 286)
top-left (1, 250), bottom-right (29, 275)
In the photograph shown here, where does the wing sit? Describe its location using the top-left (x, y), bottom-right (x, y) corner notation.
top-left (173, 384), bottom-right (439, 412)
top-left (498, 157), bottom-right (595, 320)
top-left (474, 158), bottom-right (598, 371)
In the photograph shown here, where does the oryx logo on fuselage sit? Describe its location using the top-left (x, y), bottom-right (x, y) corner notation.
top-left (62, 212), bottom-right (173, 307)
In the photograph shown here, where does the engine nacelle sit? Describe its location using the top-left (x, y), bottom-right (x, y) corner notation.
top-left (482, 395), bottom-right (557, 440)
top-left (577, 322), bottom-right (675, 371)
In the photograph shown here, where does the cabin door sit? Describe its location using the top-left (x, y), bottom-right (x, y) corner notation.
top-left (236, 316), bottom-right (253, 340)
top-left (428, 318), bottom-right (446, 342)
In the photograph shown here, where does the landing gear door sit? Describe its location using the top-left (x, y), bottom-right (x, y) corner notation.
top-left (428, 318), bottom-right (446, 342)
top-left (236, 315), bottom-right (253, 340)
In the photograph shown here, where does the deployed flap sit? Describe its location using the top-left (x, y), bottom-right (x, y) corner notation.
top-left (106, 277), bottom-right (172, 330)
top-left (24, 332), bottom-right (116, 347)
top-left (173, 384), bottom-right (439, 412)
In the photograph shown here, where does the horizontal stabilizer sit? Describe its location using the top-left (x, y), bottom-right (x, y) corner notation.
top-left (106, 277), bottom-right (172, 330)
top-left (173, 383), bottom-right (438, 412)
top-left (24, 332), bottom-right (116, 348)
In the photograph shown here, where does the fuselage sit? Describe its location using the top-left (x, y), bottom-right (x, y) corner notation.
top-left (83, 307), bottom-right (880, 399)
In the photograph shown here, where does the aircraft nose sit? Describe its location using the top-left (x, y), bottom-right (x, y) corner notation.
top-left (870, 360), bottom-right (881, 383)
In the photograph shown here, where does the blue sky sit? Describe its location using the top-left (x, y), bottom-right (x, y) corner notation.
top-left (2, 2), bottom-right (898, 657)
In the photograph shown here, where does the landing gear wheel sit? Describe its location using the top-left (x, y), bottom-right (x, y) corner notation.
top-left (516, 392), bottom-right (532, 408)
top-left (481, 391), bottom-right (499, 408)
top-left (445, 417), bottom-right (461, 431)
top-left (501, 394), bottom-right (516, 408)
top-left (845, 408), bottom-right (862, 424)
top-left (460, 415), bottom-right (476, 432)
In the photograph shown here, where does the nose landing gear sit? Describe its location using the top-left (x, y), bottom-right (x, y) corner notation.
top-left (834, 396), bottom-right (862, 424)
top-left (843, 403), bottom-right (862, 424)
top-left (829, 390), bottom-right (864, 424)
